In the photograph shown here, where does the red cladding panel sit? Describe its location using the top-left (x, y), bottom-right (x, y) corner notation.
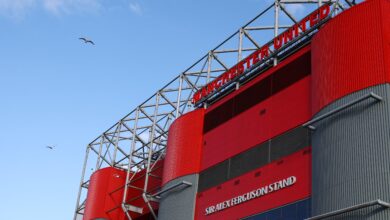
top-left (381, 0), bottom-right (390, 77)
top-left (202, 47), bottom-right (311, 170)
top-left (195, 148), bottom-right (311, 220)
top-left (268, 76), bottom-right (311, 140)
top-left (311, 0), bottom-right (390, 114)
top-left (162, 109), bottom-right (205, 185)
top-left (84, 167), bottom-right (127, 220)
top-left (202, 98), bottom-right (271, 170)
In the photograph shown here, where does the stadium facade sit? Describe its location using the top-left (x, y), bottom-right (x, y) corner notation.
top-left (74, 0), bottom-right (390, 219)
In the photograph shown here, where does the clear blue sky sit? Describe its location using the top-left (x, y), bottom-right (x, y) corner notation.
top-left (0, 1), bottom-right (308, 219)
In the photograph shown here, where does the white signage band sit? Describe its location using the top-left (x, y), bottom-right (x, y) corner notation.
top-left (205, 176), bottom-right (297, 216)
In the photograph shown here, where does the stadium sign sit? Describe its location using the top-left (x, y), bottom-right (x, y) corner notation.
top-left (192, 4), bottom-right (330, 104)
top-left (204, 176), bottom-right (297, 215)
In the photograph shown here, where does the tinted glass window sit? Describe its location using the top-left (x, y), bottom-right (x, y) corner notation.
top-left (234, 76), bottom-right (272, 115)
top-left (270, 126), bottom-right (310, 161)
top-left (198, 160), bottom-right (229, 192)
top-left (229, 141), bottom-right (270, 179)
top-left (242, 198), bottom-right (311, 220)
top-left (204, 99), bottom-right (235, 133)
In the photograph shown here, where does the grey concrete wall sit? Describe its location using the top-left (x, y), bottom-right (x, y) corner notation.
top-left (311, 84), bottom-right (390, 219)
top-left (158, 174), bottom-right (199, 220)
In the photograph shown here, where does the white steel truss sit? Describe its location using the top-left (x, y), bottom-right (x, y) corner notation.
top-left (73, 1), bottom-right (362, 219)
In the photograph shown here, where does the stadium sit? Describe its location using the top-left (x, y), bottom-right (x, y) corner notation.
top-left (74, 0), bottom-right (390, 219)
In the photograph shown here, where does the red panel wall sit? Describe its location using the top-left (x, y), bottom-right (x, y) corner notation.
top-left (201, 46), bottom-right (312, 170)
top-left (195, 148), bottom-right (311, 220)
top-left (383, 0), bottom-right (390, 77)
top-left (162, 109), bottom-right (205, 185)
top-left (311, 0), bottom-right (390, 114)
top-left (269, 76), bottom-right (311, 141)
top-left (84, 167), bottom-right (127, 220)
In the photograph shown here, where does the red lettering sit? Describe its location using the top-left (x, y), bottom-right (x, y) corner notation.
top-left (201, 87), bottom-right (208, 97)
top-left (273, 36), bottom-right (283, 50)
top-left (213, 80), bottom-right (219, 91)
top-left (320, 5), bottom-right (330, 20)
top-left (218, 71), bottom-right (229, 87)
top-left (309, 12), bottom-right (319, 27)
top-left (192, 5), bottom-right (333, 104)
top-left (292, 24), bottom-right (300, 38)
top-left (246, 56), bottom-right (252, 69)
top-left (299, 17), bottom-right (308, 32)
top-left (252, 50), bottom-right (261, 65)
top-left (220, 73), bottom-right (228, 85)
top-left (283, 28), bottom-right (293, 44)
top-left (227, 69), bottom-right (235, 81)
top-left (261, 45), bottom-right (269, 59)
top-left (237, 62), bottom-right (245, 75)
top-left (215, 77), bottom-right (222, 89)
top-left (192, 91), bottom-right (201, 103)
top-left (230, 67), bottom-right (237, 79)
top-left (230, 68), bottom-right (237, 80)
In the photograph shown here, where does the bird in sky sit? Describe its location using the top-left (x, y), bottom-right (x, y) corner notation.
top-left (46, 145), bottom-right (55, 150)
top-left (79, 37), bottom-right (95, 45)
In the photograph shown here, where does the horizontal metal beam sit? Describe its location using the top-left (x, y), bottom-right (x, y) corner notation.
top-left (124, 204), bottom-right (143, 214)
top-left (281, 0), bottom-right (335, 3)
top-left (306, 199), bottom-right (390, 220)
top-left (185, 68), bottom-right (226, 74)
top-left (151, 181), bottom-right (193, 199)
top-left (303, 92), bottom-right (383, 130)
top-left (213, 48), bottom-right (257, 54)
top-left (244, 25), bottom-right (290, 30)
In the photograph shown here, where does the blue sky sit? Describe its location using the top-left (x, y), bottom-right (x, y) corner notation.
top-left (0, 0), bottom-right (308, 219)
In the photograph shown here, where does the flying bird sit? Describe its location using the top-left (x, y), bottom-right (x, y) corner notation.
top-left (46, 145), bottom-right (55, 150)
top-left (79, 37), bottom-right (95, 45)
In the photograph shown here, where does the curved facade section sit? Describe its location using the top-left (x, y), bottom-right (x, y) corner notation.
top-left (162, 108), bottom-right (205, 185)
top-left (159, 109), bottom-right (205, 220)
top-left (311, 1), bottom-right (390, 218)
top-left (311, 0), bottom-right (390, 115)
top-left (311, 85), bottom-right (390, 218)
top-left (84, 167), bottom-right (127, 220)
